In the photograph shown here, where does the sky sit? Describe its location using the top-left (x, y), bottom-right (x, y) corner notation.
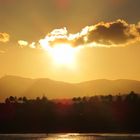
top-left (0, 0), bottom-right (140, 83)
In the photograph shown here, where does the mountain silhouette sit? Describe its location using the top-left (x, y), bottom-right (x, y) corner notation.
top-left (0, 75), bottom-right (140, 101)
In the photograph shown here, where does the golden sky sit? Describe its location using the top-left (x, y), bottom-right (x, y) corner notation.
top-left (0, 0), bottom-right (140, 83)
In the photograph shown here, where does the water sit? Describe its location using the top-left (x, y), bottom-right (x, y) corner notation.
top-left (0, 133), bottom-right (140, 140)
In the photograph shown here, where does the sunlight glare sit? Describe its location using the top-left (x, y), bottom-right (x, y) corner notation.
top-left (50, 43), bottom-right (76, 66)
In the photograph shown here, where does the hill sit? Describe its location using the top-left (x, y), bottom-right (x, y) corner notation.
top-left (0, 76), bottom-right (140, 101)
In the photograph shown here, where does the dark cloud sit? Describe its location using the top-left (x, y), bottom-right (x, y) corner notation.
top-left (49, 38), bottom-right (71, 47)
top-left (73, 36), bottom-right (85, 47)
top-left (39, 20), bottom-right (140, 49)
top-left (87, 20), bottom-right (139, 46)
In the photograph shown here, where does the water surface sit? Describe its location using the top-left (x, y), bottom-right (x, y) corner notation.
top-left (0, 133), bottom-right (140, 140)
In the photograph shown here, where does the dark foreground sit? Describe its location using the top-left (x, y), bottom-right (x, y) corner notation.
top-left (0, 134), bottom-right (140, 140)
top-left (0, 92), bottom-right (140, 133)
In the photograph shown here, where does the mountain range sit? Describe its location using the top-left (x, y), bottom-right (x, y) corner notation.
top-left (0, 75), bottom-right (140, 101)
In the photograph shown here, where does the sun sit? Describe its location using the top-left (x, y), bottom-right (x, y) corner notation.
top-left (39, 37), bottom-right (79, 68)
top-left (49, 43), bottom-right (77, 67)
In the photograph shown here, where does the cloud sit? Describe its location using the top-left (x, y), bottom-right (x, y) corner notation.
top-left (29, 42), bottom-right (36, 49)
top-left (39, 20), bottom-right (140, 49)
top-left (1, 20), bottom-right (140, 51)
top-left (39, 27), bottom-right (89, 49)
top-left (0, 33), bottom-right (10, 43)
top-left (18, 40), bottom-right (28, 46)
top-left (87, 19), bottom-right (140, 46)
top-left (39, 28), bottom-right (71, 49)
top-left (137, 22), bottom-right (140, 34)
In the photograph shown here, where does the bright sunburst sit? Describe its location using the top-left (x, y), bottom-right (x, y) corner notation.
top-left (50, 43), bottom-right (75, 66)
top-left (40, 41), bottom-right (77, 67)
top-left (39, 28), bottom-right (81, 68)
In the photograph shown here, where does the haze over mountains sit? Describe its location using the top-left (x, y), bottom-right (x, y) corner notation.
top-left (0, 75), bottom-right (140, 101)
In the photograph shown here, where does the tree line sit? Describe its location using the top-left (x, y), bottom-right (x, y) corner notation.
top-left (0, 91), bottom-right (140, 133)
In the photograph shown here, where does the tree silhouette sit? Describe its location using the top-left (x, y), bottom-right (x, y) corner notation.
top-left (1, 92), bottom-right (140, 133)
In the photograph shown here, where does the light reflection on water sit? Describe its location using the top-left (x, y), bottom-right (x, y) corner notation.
top-left (0, 133), bottom-right (140, 140)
